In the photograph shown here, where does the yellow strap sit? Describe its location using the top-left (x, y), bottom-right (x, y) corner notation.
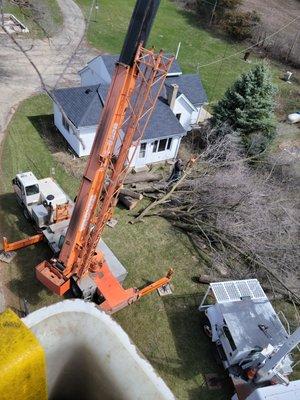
top-left (0, 309), bottom-right (47, 400)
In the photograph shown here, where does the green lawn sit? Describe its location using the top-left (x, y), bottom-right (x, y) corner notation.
top-left (3, 0), bottom-right (62, 38)
top-left (1, 2), bottom-right (299, 397)
top-left (76, 0), bottom-right (299, 111)
top-left (0, 94), bottom-right (231, 399)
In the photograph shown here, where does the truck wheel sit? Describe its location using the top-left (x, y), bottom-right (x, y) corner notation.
top-left (204, 324), bottom-right (212, 338)
top-left (202, 315), bottom-right (212, 338)
top-left (23, 208), bottom-right (31, 220)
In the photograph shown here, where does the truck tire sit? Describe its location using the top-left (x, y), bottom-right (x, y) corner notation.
top-left (202, 315), bottom-right (212, 338)
top-left (23, 208), bottom-right (31, 221)
top-left (16, 196), bottom-right (23, 207)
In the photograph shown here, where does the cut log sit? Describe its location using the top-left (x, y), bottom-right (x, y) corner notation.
top-left (119, 188), bottom-right (143, 200)
top-left (119, 194), bottom-right (139, 210)
top-left (198, 274), bottom-right (223, 284)
top-left (124, 172), bottom-right (162, 184)
top-left (131, 180), bottom-right (195, 193)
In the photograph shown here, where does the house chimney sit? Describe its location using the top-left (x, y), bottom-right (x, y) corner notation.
top-left (167, 83), bottom-right (179, 111)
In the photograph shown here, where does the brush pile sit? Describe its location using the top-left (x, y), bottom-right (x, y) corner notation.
top-left (133, 129), bottom-right (300, 304)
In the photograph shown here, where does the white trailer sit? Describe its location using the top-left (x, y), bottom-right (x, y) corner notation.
top-left (199, 279), bottom-right (300, 400)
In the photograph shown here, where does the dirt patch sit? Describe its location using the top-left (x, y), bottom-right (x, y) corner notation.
top-left (54, 151), bottom-right (87, 180)
top-left (241, 0), bottom-right (300, 66)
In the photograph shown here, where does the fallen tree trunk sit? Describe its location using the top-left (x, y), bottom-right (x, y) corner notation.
top-left (125, 172), bottom-right (162, 185)
top-left (169, 220), bottom-right (300, 304)
top-left (119, 195), bottom-right (139, 210)
top-left (131, 180), bottom-right (196, 193)
top-left (132, 159), bottom-right (198, 223)
top-left (120, 188), bottom-right (143, 200)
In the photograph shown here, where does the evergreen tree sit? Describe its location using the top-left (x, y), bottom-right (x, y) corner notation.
top-left (213, 64), bottom-right (277, 153)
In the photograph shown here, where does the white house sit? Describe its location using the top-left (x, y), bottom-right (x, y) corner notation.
top-left (52, 54), bottom-right (207, 167)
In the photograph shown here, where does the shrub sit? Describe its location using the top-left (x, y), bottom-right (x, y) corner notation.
top-left (222, 10), bottom-right (260, 41)
top-left (213, 63), bottom-right (277, 154)
top-left (196, 0), bottom-right (242, 23)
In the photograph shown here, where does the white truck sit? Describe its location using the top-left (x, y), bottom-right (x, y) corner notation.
top-left (12, 171), bottom-right (72, 229)
top-left (199, 279), bottom-right (300, 400)
top-left (3, 171), bottom-right (128, 283)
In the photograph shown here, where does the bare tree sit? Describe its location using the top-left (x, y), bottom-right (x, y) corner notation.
top-left (134, 128), bottom-right (300, 303)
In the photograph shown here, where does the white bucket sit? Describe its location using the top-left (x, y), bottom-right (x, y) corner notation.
top-left (23, 300), bottom-right (175, 400)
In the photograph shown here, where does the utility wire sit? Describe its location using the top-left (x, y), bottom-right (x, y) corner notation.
top-left (53, 0), bottom-right (96, 89)
top-left (197, 15), bottom-right (300, 68)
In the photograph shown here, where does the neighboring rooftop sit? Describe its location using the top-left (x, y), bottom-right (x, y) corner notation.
top-left (165, 74), bottom-right (208, 107)
top-left (53, 85), bottom-right (104, 128)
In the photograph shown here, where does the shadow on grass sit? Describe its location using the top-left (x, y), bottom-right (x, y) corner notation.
top-left (0, 192), bottom-right (36, 238)
top-left (148, 293), bottom-right (233, 400)
top-left (28, 114), bottom-right (71, 154)
top-left (0, 192), bottom-right (60, 308)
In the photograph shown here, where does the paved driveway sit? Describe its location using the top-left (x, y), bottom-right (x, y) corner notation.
top-left (0, 0), bottom-right (98, 311)
top-left (0, 0), bottom-right (98, 143)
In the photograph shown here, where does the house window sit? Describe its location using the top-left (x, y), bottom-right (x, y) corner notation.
top-left (152, 138), bottom-right (172, 153)
top-left (176, 113), bottom-right (181, 121)
top-left (158, 139), bottom-right (167, 152)
top-left (152, 140), bottom-right (158, 153)
top-left (62, 114), bottom-right (69, 132)
top-left (139, 142), bottom-right (147, 158)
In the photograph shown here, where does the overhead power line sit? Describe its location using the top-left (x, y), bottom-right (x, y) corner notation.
top-left (197, 15), bottom-right (300, 68)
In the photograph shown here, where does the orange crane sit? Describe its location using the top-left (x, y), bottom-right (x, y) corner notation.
top-left (35, 0), bottom-right (173, 313)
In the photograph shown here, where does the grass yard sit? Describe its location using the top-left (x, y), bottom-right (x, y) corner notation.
top-left (76, 0), bottom-right (300, 112)
top-left (0, 2), bottom-right (299, 398)
top-left (0, 94), bottom-right (232, 399)
top-left (2, 0), bottom-right (62, 38)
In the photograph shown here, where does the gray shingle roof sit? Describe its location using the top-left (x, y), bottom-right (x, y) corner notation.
top-left (165, 74), bottom-right (208, 106)
top-left (101, 53), bottom-right (182, 77)
top-left (52, 85), bottom-right (103, 127)
top-left (52, 85), bottom-right (185, 139)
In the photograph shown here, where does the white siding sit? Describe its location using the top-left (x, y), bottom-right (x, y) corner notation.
top-left (172, 95), bottom-right (195, 131)
top-left (80, 68), bottom-right (103, 86)
top-left (54, 102), bottom-right (181, 165)
top-left (133, 136), bottom-right (181, 167)
top-left (113, 133), bottom-right (180, 167)
top-left (53, 103), bottom-right (95, 157)
top-left (191, 107), bottom-right (202, 125)
top-left (79, 57), bottom-right (111, 86)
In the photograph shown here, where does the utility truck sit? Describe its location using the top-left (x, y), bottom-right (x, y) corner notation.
top-left (199, 279), bottom-right (300, 400)
top-left (12, 171), bottom-right (73, 228)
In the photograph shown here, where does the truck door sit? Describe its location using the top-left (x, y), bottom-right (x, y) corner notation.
top-left (12, 177), bottom-right (24, 204)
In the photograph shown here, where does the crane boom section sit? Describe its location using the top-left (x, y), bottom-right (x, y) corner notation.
top-left (76, 48), bottom-right (173, 278)
top-left (59, 64), bottom-right (137, 273)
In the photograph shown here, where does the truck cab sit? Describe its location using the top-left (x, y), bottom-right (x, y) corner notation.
top-left (13, 172), bottom-right (40, 213)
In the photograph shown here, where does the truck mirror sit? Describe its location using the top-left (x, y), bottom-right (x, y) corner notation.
top-left (12, 178), bottom-right (16, 185)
